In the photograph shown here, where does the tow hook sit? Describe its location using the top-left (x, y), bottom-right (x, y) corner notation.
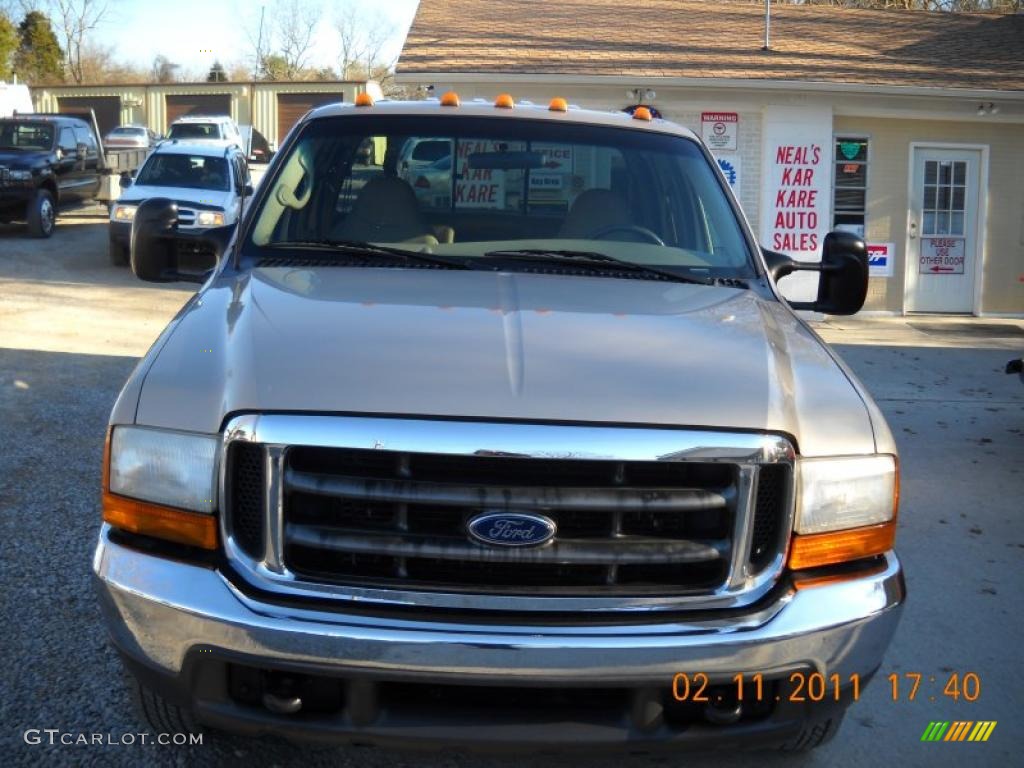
top-left (261, 673), bottom-right (303, 714)
top-left (703, 691), bottom-right (743, 725)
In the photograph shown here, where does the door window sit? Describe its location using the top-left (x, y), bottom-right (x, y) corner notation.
top-left (58, 127), bottom-right (77, 152)
top-left (922, 160), bottom-right (967, 237)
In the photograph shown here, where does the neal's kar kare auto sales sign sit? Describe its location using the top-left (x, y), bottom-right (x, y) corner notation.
top-left (759, 107), bottom-right (833, 303)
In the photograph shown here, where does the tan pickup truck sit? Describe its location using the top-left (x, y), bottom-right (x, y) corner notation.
top-left (93, 96), bottom-right (903, 752)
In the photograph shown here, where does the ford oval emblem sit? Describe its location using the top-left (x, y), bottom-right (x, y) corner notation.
top-left (467, 512), bottom-right (556, 548)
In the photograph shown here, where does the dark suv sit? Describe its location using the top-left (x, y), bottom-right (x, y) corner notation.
top-left (0, 114), bottom-right (101, 237)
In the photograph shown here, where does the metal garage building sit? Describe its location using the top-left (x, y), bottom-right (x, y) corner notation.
top-left (31, 80), bottom-right (380, 150)
top-left (396, 0), bottom-right (1024, 316)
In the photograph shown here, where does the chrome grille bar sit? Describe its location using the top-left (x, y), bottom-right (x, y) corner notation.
top-left (285, 468), bottom-right (731, 512)
top-left (286, 525), bottom-right (728, 564)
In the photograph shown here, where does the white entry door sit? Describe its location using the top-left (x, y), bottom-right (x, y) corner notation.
top-left (906, 148), bottom-right (982, 313)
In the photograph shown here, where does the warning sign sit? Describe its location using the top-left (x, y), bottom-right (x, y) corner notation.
top-left (702, 112), bottom-right (738, 151)
top-left (919, 237), bottom-right (965, 275)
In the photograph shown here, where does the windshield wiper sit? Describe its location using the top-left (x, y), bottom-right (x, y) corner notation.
top-left (483, 248), bottom-right (716, 286)
top-left (265, 239), bottom-right (483, 271)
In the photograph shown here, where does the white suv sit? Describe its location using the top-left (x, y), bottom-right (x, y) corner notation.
top-left (108, 141), bottom-right (250, 264)
top-left (165, 115), bottom-right (242, 149)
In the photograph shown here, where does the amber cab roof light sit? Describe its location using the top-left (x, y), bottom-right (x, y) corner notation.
top-left (494, 93), bottom-right (514, 109)
top-left (632, 106), bottom-right (653, 121)
top-left (549, 97), bottom-right (568, 112)
top-left (440, 91), bottom-right (461, 107)
top-left (354, 93), bottom-right (374, 107)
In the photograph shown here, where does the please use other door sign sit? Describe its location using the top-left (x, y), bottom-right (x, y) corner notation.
top-left (920, 237), bottom-right (965, 275)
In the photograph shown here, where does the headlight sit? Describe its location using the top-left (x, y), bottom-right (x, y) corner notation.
top-left (8, 169), bottom-right (31, 181)
top-left (795, 455), bottom-right (897, 534)
top-left (108, 426), bottom-right (218, 513)
top-left (196, 211), bottom-right (225, 227)
top-left (112, 204), bottom-right (137, 222)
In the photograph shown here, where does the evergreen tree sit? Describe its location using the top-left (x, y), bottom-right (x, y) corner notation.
top-left (207, 60), bottom-right (227, 82)
top-left (14, 11), bottom-right (64, 85)
top-left (0, 13), bottom-right (17, 82)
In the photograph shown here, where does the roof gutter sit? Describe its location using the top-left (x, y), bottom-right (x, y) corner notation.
top-left (393, 70), bottom-right (1024, 102)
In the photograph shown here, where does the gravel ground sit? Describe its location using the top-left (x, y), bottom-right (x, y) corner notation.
top-left (1, 212), bottom-right (1022, 766)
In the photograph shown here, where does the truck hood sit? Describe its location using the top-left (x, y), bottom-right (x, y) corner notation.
top-left (0, 148), bottom-right (49, 169)
top-left (133, 267), bottom-right (880, 456)
top-left (118, 185), bottom-right (233, 210)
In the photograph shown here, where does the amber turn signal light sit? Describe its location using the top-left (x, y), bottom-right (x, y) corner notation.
top-left (354, 92), bottom-right (374, 107)
top-left (548, 97), bottom-right (568, 112)
top-left (103, 493), bottom-right (219, 550)
top-left (494, 93), bottom-right (514, 109)
top-left (440, 91), bottom-right (460, 107)
top-left (101, 428), bottom-right (218, 550)
top-left (788, 521), bottom-right (896, 570)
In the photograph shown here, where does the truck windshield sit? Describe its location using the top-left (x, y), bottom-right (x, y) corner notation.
top-left (135, 154), bottom-right (230, 191)
top-left (247, 115), bottom-right (754, 278)
top-left (0, 121), bottom-right (54, 150)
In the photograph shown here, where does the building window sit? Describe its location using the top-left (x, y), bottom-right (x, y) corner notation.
top-left (833, 137), bottom-right (868, 238)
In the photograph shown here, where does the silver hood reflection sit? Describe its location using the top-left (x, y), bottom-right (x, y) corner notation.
top-left (133, 267), bottom-right (883, 456)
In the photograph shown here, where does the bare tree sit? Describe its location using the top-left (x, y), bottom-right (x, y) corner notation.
top-left (150, 53), bottom-right (178, 83)
top-left (50, 0), bottom-right (110, 84)
top-left (274, 0), bottom-right (317, 79)
top-left (333, 1), bottom-right (394, 83)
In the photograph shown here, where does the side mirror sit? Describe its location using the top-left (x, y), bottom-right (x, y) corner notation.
top-left (242, 184), bottom-right (254, 196)
top-left (763, 231), bottom-right (868, 316)
top-left (119, 171), bottom-right (132, 187)
top-left (131, 198), bottom-right (234, 284)
top-left (76, 142), bottom-right (88, 155)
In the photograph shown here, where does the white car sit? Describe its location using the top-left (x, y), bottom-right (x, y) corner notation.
top-left (165, 115), bottom-right (242, 149)
top-left (108, 141), bottom-right (251, 265)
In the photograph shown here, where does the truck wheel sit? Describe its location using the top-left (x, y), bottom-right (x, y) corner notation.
top-left (129, 675), bottom-right (203, 737)
top-left (778, 713), bottom-right (844, 752)
top-left (109, 240), bottom-right (130, 266)
top-left (27, 189), bottom-right (56, 238)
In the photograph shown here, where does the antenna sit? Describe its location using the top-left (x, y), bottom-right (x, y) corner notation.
top-left (762, 0), bottom-right (771, 51)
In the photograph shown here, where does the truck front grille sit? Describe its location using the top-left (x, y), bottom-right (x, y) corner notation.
top-left (226, 430), bottom-right (792, 605)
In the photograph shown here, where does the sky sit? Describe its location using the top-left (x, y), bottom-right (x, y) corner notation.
top-left (89, 0), bottom-right (420, 77)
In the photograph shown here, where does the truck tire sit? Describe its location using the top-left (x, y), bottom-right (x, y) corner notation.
top-left (129, 675), bottom-right (203, 738)
top-left (778, 713), bottom-right (844, 752)
top-left (26, 189), bottom-right (56, 238)
top-left (109, 239), bottom-right (130, 266)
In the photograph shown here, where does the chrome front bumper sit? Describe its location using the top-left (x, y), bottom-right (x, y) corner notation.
top-left (94, 525), bottom-right (903, 748)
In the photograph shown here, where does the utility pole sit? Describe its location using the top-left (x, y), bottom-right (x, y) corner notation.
top-left (254, 5), bottom-right (266, 80)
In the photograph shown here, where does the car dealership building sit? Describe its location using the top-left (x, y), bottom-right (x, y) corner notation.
top-left (396, 0), bottom-right (1024, 315)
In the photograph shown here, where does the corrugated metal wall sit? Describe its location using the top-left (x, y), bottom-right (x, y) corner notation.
top-left (32, 81), bottom-right (370, 147)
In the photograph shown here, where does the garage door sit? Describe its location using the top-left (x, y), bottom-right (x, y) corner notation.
top-left (57, 96), bottom-right (120, 137)
top-left (277, 92), bottom-right (344, 144)
top-left (165, 94), bottom-right (231, 131)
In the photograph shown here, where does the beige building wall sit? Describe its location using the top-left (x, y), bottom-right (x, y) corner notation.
top-left (835, 116), bottom-right (1024, 315)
